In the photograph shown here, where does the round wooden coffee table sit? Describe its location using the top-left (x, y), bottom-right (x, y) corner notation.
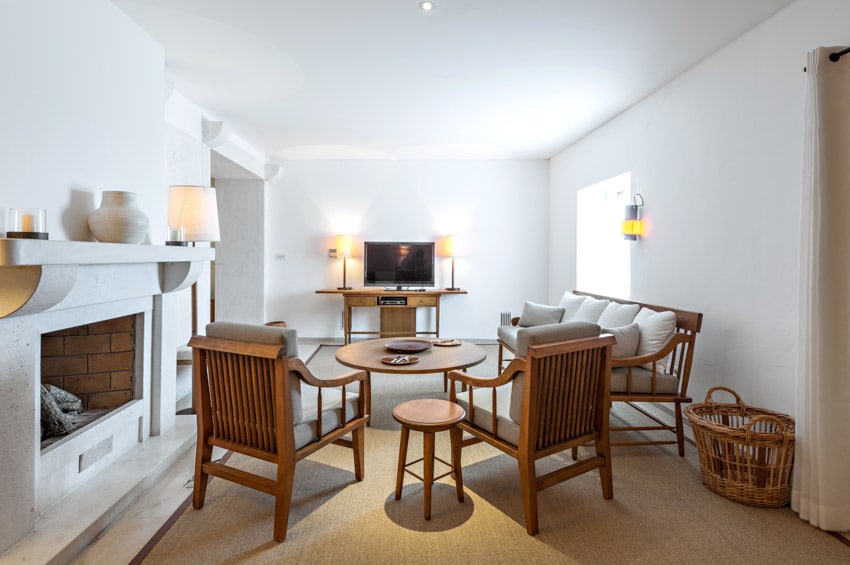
top-left (392, 398), bottom-right (466, 519)
top-left (335, 338), bottom-right (486, 424)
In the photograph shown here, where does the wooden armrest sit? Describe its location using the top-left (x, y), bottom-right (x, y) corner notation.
top-left (612, 333), bottom-right (689, 368)
top-left (511, 316), bottom-right (520, 326)
top-left (288, 358), bottom-right (366, 388)
top-left (448, 358), bottom-right (527, 388)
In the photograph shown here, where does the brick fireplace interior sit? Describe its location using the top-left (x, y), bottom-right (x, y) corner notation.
top-left (40, 315), bottom-right (136, 448)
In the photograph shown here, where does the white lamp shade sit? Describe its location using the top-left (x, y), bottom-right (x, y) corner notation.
top-left (336, 234), bottom-right (353, 258)
top-left (168, 185), bottom-right (220, 242)
top-left (440, 235), bottom-right (461, 258)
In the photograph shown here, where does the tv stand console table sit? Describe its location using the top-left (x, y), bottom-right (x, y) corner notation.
top-left (316, 289), bottom-right (468, 344)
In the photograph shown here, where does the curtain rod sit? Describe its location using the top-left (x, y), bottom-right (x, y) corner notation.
top-left (803, 46), bottom-right (848, 72)
top-left (828, 47), bottom-right (850, 62)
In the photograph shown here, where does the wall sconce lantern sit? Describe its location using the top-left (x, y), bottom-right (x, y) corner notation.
top-left (622, 194), bottom-right (645, 241)
top-left (336, 234), bottom-right (353, 290)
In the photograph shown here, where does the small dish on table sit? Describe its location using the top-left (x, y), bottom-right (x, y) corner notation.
top-left (431, 338), bottom-right (462, 347)
top-left (381, 355), bottom-right (419, 365)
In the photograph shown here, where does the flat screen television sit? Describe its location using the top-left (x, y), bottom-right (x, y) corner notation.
top-left (363, 241), bottom-right (435, 289)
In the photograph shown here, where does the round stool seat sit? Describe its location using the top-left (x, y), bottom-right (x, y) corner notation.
top-left (392, 398), bottom-right (465, 431)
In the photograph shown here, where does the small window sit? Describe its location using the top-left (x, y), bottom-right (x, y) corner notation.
top-left (576, 173), bottom-right (631, 298)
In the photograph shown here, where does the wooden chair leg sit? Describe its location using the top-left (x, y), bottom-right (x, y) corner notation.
top-left (596, 439), bottom-right (614, 500)
top-left (517, 457), bottom-right (539, 536)
top-left (443, 371), bottom-right (448, 393)
top-left (352, 426), bottom-right (365, 481)
top-left (193, 440), bottom-right (213, 509)
top-left (273, 458), bottom-right (296, 542)
top-left (675, 402), bottom-right (685, 457)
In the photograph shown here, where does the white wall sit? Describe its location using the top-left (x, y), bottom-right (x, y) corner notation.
top-left (0, 0), bottom-right (165, 242)
top-left (0, 0), bottom-right (166, 552)
top-left (267, 159), bottom-right (549, 339)
top-left (549, 0), bottom-right (850, 415)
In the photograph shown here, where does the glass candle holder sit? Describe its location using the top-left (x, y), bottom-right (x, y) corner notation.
top-left (8, 208), bottom-right (48, 239)
top-left (165, 226), bottom-right (187, 246)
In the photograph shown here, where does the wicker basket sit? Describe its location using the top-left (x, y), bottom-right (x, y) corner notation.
top-left (684, 386), bottom-right (795, 507)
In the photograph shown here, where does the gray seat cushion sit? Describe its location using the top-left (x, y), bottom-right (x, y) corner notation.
top-left (295, 388), bottom-right (361, 450)
top-left (610, 367), bottom-right (679, 395)
top-left (455, 383), bottom-right (519, 446)
top-left (497, 324), bottom-right (521, 352)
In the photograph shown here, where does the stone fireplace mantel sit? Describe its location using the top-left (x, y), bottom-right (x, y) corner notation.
top-left (0, 238), bottom-right (214, 556)
top-left (0, 239), bottom-right (214, 318)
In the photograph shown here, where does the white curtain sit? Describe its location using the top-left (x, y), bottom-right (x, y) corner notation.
top-left (793, 46), bottom-right (850, 532)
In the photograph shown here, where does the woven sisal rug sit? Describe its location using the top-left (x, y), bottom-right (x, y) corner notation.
top-left (135, 344), bottom-right (850, 564)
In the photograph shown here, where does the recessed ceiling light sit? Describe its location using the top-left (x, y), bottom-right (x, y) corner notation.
top-left (419, 1), bottom-right (435, 11)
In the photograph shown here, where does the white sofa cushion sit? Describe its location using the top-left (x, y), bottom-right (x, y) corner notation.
top-left (611, 367), bottom-right (679, 395)
top-left (518, 301), bottom-right (565, 327)
top-left (572, 296), bottom-right (610, 322)
top-left (598, 301), bottom-right (640, 328)
top-left (603, 323), bottom-right (640, 358)
top-left (634, 308), bottom-right (677, 371)
top-left (557, 291), bottom-right (586, 321)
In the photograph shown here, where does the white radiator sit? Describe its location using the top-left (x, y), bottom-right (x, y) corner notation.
top-left (500, 311), bottom-right (512, 326)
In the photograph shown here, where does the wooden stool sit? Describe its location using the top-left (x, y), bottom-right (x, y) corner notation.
top-left (392, 398), bottom-right (466, 520)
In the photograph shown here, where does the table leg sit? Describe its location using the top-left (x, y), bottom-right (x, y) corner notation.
top-left (365, 371), bottom-right (372, 426)
top-left (395, 426), bottom-right (410, 500)
top-left (423, 430), bottom-right (435, 520)
top-left (450, 426), bottom-right (464, 502)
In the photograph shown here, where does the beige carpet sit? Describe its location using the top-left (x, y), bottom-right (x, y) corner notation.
top-left (139, 344), bottom-right (850, 564)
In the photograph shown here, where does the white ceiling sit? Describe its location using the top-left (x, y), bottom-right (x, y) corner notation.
top-left (114, 0), bottom-right (794, 160)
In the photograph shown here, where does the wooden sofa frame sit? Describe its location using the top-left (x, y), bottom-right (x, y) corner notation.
top-left (497, 290), bottom-right (703, 456)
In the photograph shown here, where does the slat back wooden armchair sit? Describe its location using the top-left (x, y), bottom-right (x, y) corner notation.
top-left (189, 322), bottom-right (368, 542)
top-left (448, 322), bottom-right (615, 535)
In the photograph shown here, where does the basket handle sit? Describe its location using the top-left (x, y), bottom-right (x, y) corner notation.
top-left (703, 386), bottom-right (747, 415)
top-left (744, 414), bottom-right (791, 444)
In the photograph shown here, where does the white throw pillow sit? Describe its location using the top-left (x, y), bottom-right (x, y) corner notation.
top-left (603, 323), bottom-right (640, 358)
top-left (598, 302), bottom-right (640, 328)
top-left (518, 301), bottom-right (565, 327)
top-left (573, 296), bottom-right (610, 322)
top-left (634, 308), bottom-right (677, 371)
top-left (556, 291), bottom-right (586, 321)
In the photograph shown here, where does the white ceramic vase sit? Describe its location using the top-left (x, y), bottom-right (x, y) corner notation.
top-left (88, 191), bottom-right (150, 244)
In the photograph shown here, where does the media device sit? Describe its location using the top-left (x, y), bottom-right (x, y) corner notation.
top-left (363, 241), bottom-right (435, 289)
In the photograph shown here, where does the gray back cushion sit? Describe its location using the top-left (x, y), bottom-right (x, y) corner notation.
top-left (204, 321), bottom-right (302, 422)
top-left (514, 321), bottom-right (601, 357)
top-left (509, 321), bottom-right (601, 423)
top-left (206, 321), bottom-right (299, 357)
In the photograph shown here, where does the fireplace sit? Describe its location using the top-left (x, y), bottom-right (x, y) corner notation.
top-left (0, 238), bottom-right (213, 555)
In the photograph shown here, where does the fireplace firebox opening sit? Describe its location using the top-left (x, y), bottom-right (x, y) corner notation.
top-left (40, 314), bottom-right (137, 447)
